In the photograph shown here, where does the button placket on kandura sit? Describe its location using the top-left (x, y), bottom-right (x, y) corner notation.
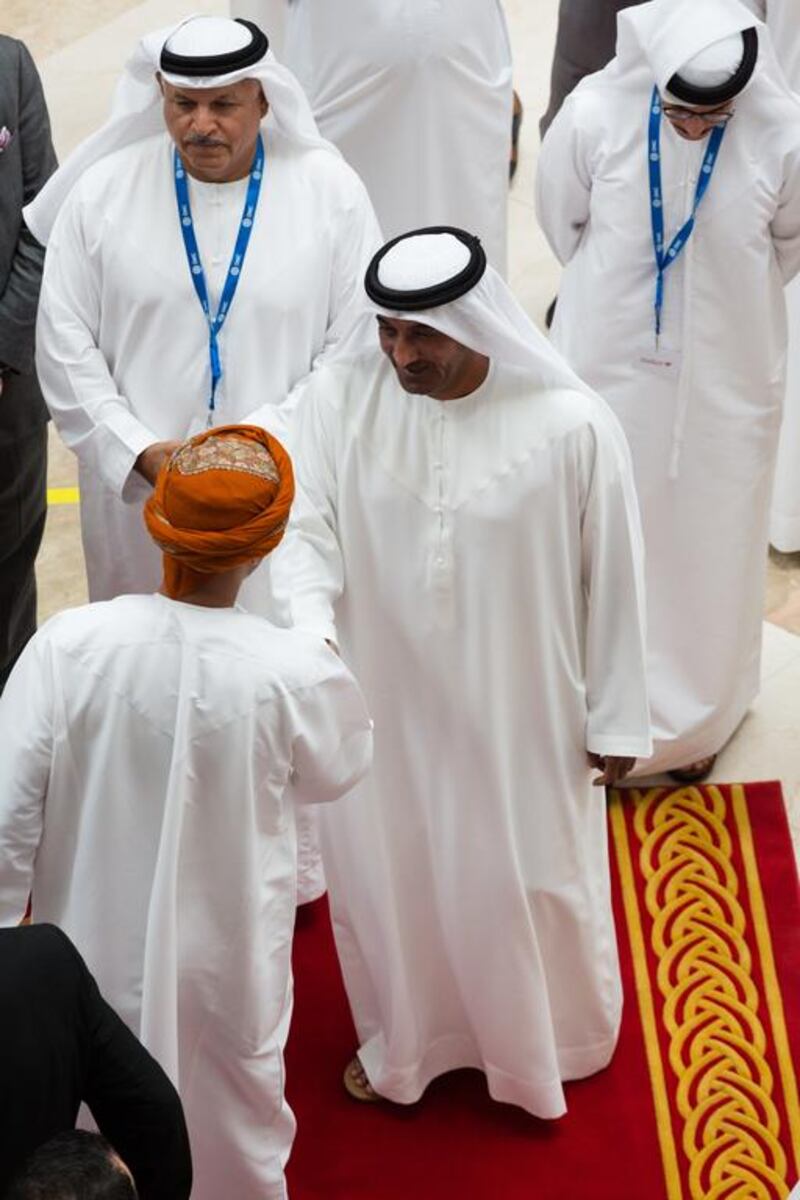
top-left (430, 405), bottom-right (455, 628)
top-left (211, 186), bottom-right (224, 267)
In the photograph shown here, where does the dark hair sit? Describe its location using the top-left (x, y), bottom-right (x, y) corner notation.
top-left (5, 1132), bottom-right (137, 1200)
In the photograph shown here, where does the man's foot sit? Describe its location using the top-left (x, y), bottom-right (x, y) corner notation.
top-left (343, 1056), bottom-right (381, 1103)
top-left (668, 754), bottom-right (717, 784)
top-left (510, 91), bottom-right (523, 182)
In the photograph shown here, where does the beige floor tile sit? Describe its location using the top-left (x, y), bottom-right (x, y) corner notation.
top-left (37, 504), bottom-right (87, 623)
top-left (761, 613), bottom-right (800, 679)
top-left (3, 0), bottom-right (143, 59)
top-left (46, 425), bottom-right (78, 489)
top-left (37, 0), bottom-right (228, 158)
top-left (766, 547), bottom-right (800, 635)
top-left (721, 625), bottom-right (800, 867)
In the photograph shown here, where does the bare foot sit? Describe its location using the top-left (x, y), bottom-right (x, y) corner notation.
top-left (343, 1055), bottom-right (381, 1103)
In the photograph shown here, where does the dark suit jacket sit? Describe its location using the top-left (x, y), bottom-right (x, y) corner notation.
top-left (0, 925), bottom-right (192, 1200)
top-left (540, 0), bottom-right (649, 137)
top-left (0, 37), bottom-right (56, 443)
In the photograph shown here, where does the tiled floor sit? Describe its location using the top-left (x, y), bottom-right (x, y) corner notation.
top-left (5, 0), bottom-right (799, 857)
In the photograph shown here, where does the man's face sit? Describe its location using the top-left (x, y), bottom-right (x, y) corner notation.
top-left (376, 316), bottom-right (489, 401)
top-left (160, 77), bottom-right (267, 182)
top-left (662, 99), bottom-right (735, 141)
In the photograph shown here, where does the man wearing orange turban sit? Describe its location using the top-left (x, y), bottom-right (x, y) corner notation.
top-left (0, 425), bottom-right (373, 1200)
top-left (144, 423), bottom-right (295, 602)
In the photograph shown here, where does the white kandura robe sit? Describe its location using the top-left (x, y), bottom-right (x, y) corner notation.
top-left (36, 129), bottom-right (378, 902)
top-left (276, 356), bottom-right (651, 1115)
top-left (36, 129), bottom-right (380, 604)
top-left (267, 0), bottom-right (513, 274)
top-left (0, 594), bottom-right (372, 1200)
top-left (537, 26), bottom-right (800, 773)
top-left (762, 0), bottom-right (800, 552)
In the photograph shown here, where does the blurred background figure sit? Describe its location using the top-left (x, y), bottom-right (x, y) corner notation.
top-left (233, 0), bottom-right (514, 273)
top-left (0, 35), bottom-right (56, 692)
top-left (537, 0), bottom-right (800, 779)
top-left (539, 0), bottom-right (648, 137)
top-left (0, 925), bottom-right (191, 1200)
top-left (746, 0), bottom-right (800, 554)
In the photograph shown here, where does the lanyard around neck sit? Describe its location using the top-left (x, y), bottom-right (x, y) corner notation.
top-left (174, 134), bottom-right (265, 426)
top-left (648, 87), bottom-right (725, 341)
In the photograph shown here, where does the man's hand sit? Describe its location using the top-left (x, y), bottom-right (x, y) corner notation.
top-left (587, 753), bottom-right (636, 788)
top-left (134, 441), bottom-right (182, 486)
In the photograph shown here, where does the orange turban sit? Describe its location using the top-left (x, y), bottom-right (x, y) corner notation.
top-left (143, 424), bottom-right (294, 600)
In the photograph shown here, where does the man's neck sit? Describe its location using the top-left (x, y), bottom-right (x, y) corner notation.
top-left (159, 582), bottom-right (241, 608)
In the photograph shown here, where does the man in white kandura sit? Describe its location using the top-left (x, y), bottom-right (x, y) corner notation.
top-left (27, 14), bottom-right (380, 605)
top-left (537, 0), bottom-right (800, 781)
top-left (27, 14), bottom-right (379, 900)
top-left (233, 0), bottom-right (513, 272)
top-left (275, 227), bottom-right (652, 1112)
top-left (743, 0), bottom-right (800, 553)
top-left (0, 425), bottom-right (373, 1200)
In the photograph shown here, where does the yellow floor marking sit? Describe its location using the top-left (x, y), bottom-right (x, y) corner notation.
top-left (47, 486), bottom-right (80, 506)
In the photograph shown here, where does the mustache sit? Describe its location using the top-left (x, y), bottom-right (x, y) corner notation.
top-left (392, 357), bottom-right (436, 374)
top-left (183, 133), bottom-right (226, 148)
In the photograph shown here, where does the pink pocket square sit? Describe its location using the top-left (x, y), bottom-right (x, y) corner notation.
top-left (0, 127), bottom-right (14, 152)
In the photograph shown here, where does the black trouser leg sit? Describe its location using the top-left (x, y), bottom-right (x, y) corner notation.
top-left (0, 425), bottom-right (48, 692)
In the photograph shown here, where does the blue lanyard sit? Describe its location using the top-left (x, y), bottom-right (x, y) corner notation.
top-left (648, 87), bottom-right (725, 341)
top-left (174, 134), bottom-right (264, 425)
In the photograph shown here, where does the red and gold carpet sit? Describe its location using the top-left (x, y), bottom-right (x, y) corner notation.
top-left (285, 782), bottom-right (800, 1199)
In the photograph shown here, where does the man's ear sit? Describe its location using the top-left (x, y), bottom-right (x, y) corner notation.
top-left (259, 86), bottom-right (269, 119)
top-left (156, 72), bottom-right (165, 96)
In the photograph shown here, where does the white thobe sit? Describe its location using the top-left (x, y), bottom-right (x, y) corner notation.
top-left (36, 129), bottom-right (379, 900)
top-left (537, 61), bottom-right (800, 772)
top-left (36, 129), bottom-right (380, 604)
top-left (763, 1), bottom-right (800, 551)
top-left (261, 0), bottom-right (514, 273)
top-left (0, 593), bottom-right (373, 1200)
top-left (276, 355), bottom-right (651, 1116)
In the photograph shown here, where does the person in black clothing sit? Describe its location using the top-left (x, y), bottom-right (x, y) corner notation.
top-left (539, 0), bottom-right (650, 330)
top-left (0, 36), bottom-right (57, 692)
top-left (539, 0), bottom-right (650, 137)
top-left (0, 925), bottom-right (191, 1200)
top-left (6, 1131), bottom-right (137, 1199)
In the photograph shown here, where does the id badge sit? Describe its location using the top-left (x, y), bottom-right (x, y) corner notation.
top-left (637, 342), bottom-right (683, 380)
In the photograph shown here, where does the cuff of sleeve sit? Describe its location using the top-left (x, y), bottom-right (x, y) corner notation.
top-left (586, 733), bottom-right (653, 759)
top-left (100, 411), bottom-right (158, 502)
top-left (241, 401), bottom-right (289, 440)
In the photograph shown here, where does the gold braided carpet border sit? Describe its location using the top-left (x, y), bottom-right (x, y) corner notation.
top-left (609, 785), bottom-right (800, 1200)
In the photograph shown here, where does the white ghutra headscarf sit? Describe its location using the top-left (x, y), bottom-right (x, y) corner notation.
top-left (24, 14), bottom-right (337, 246)
top-left (332, 227), bottom-right (607, 402)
